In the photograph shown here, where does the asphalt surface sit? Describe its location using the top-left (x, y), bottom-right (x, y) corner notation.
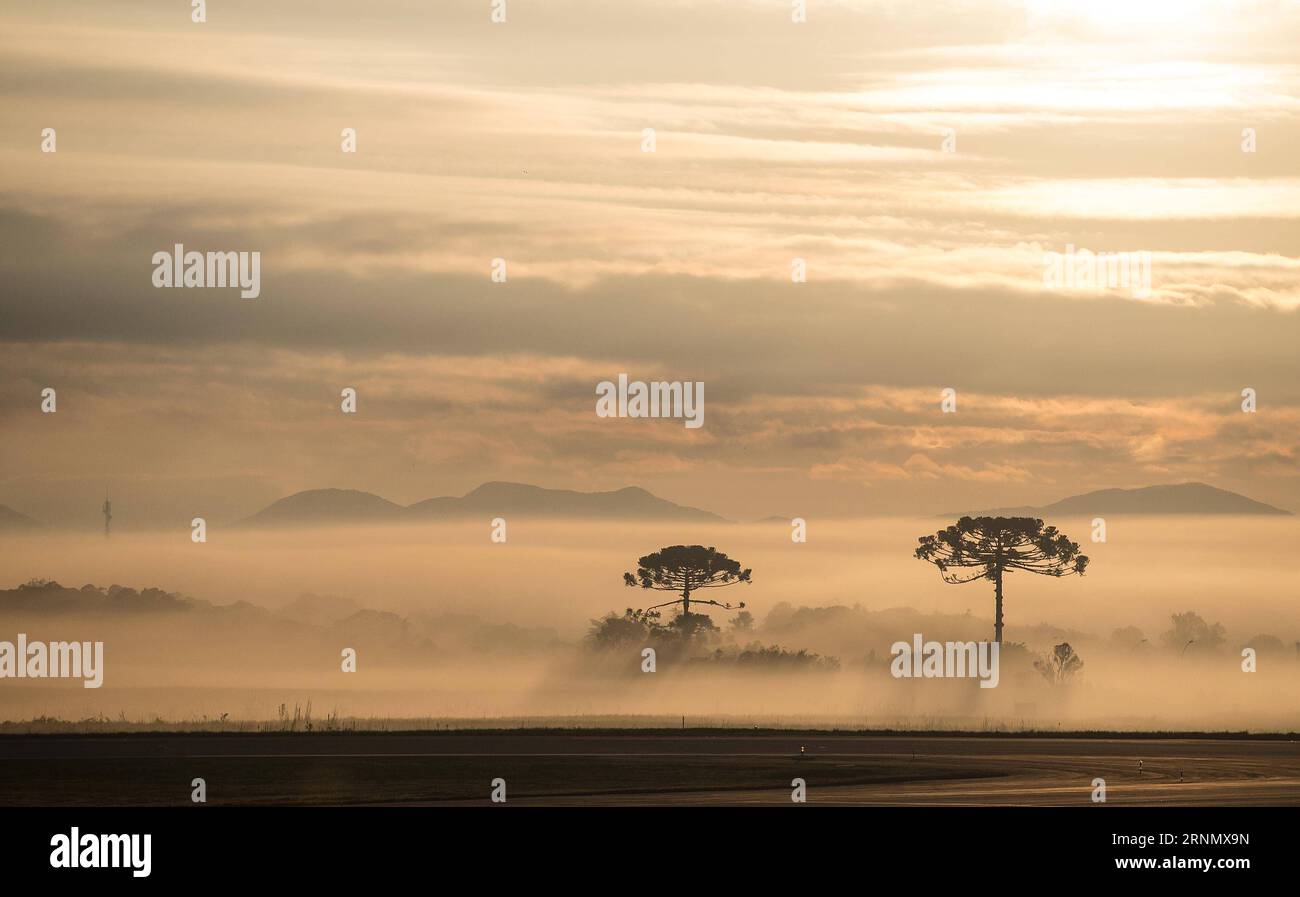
top-left (3, 732), bottom-right (1298, 805)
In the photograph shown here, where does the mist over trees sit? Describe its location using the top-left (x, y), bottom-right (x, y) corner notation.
top-left (1035, 642), bottom-right (1084, 685)
top-left (584, 606), bottom-right (838, 672)
top-left (1160, 611), bottom-right (1227, 654)
top-left (4, 567), bottom-right (1299, 730)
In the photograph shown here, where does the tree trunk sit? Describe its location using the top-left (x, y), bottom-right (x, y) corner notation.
top-left (993, 568), bottom-right (1004, 645)
top-left (681, 587), bottom-right (691, 616)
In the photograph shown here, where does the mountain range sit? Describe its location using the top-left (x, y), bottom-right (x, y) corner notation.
top-left (235, 481), bottom-right (726, 527)
top-left (1, 481), bottom-right (1290, 530)
top-left (955, 482), bottom-right (1291, 518)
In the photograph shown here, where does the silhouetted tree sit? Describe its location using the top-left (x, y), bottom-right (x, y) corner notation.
top-left (915, 517), bottom-right (1088, 643)
top-left (585, 607), bottom-right (723, 662)
top-left (624, 545), bottom-right (751, 630)
top-left (1110, 625), bottom-right (1147, 651)
top-left (730, 610), bottom-right (755, 633)
top-left (1242, 634), bottom-right (1287, 660)
top-left (691, 643), bottom-right (840, 672)
top-left (1160, 611), bottom-right (1226, 654)
top-left (586, 608), bottom-right (662, 650)
top-left (1035, 642), bottom-right (1084, 684)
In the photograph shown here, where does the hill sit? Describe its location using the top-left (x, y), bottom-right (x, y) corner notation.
top-left (958, 482), bottom-right (1291, 517)
top-left (0, 504), bottom-right (40, 530)
top-left (236, 488), bottom-right (405, 527)
top-left (237, 482), bottom-right (726, 527)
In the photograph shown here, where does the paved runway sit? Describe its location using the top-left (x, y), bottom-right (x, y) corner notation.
top-left (386, 733), bottom-right (1300, 806)
top-left (4, 732), bottom-right (1298, 806)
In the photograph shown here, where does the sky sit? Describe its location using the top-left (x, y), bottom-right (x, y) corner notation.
top-left (1, 0), bottom-right (1299, 527)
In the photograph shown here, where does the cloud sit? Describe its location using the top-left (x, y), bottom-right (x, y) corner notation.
top-left (3, 0), bottom-right (1299, 521)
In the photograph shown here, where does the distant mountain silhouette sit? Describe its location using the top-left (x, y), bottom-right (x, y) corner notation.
top-left (956, 482), bottom-right (1291, 517)
top-left (237, 488), bottom-right (405, 527)
top-left (0, 504), bottom-right (40, 530)
top-left (237, 481), bottom-right (726, 527)
top-left (407, 482), bottom-right (724, 521)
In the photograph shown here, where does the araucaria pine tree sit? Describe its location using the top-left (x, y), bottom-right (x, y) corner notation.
top-left (915, 517), bottom-right (1088, 644)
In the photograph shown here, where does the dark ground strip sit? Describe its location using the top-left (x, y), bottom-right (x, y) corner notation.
top-left (1, 732), bottom-right (1297, 806)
